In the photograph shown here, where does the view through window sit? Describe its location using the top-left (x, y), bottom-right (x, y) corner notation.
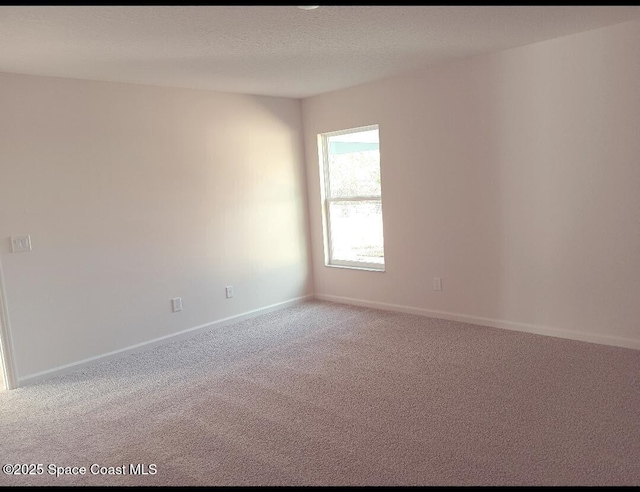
top-left (319, 125), bottom-right (385, 270)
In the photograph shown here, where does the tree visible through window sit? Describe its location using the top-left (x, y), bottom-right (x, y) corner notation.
top-left (319, 125), bottom-right (385, 270)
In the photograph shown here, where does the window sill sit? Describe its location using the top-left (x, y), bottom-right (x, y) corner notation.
top-left (324, 263), bottom-right (385, 273)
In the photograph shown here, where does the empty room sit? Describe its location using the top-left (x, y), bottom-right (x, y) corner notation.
top-left (1, 5), bottom-right (639, 486)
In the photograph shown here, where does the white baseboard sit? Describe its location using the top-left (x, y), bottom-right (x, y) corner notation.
top-left (315, 294), bottom-right (640, 352)
top-left (19, 294), bottom-right (314, 387)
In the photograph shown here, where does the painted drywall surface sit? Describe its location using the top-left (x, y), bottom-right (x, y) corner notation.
top-left (302, 19), bottom-right (640, 342)
top-left (0, 73), bottom-right (312, 378)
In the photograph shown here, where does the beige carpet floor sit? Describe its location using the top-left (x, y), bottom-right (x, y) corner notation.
top-left (1, 300), bottom-right (639, 486)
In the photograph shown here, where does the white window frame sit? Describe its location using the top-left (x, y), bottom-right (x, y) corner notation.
top-left (318, 124), bottom-right (385, 272)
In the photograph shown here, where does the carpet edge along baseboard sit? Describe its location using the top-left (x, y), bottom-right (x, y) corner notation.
top-left (18, 295), bottom-right (314, 387)
top-left (315, 294), bottom-right (640, 352)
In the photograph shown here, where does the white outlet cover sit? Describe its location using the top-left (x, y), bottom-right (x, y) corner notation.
top-left (11, 235), bottom-right (32, 253)
top-left (433, 277), bottom-right (442, 291)
top-left (225, 286), bottom-right (234, 298)
top-left (171, 297), bottom-right (183, 312)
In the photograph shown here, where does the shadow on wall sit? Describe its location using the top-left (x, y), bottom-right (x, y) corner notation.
top-left (0, 72), bottom-right (314, 379)
top-left (485, 28), bottom-right (640, 334)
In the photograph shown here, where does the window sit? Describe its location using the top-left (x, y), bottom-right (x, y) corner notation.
top-left (318, 124), bottom-right (385, 271)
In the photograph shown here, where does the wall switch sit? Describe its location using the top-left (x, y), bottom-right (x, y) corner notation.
top-left (433, 277), bottom-right (442, 291)
top-left (171, 297), bottom-right (183, 312)
top-left (225, 286), bottom-right (234, 298)
top-left (11, 235), bottom-right (32, 253)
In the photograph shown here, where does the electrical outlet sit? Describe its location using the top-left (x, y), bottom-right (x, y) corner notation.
top-left (433, 277), bottom-right (442, 291)
top-left (171, 297), bottom-right (183, 312)
top-left (11, 235), bottom-right (32, 253)
top-left (225, 286), bottom-right (234, 298)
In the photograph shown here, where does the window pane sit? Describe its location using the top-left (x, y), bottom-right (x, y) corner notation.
top-left (329, 200), bottom-right (384, 264)
top-left (327, 129), bottom-right (380, 198)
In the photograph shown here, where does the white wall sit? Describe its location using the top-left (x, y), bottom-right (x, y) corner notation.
top-left (302, 20), bottom-right (640, 347)
top-left (0, 73), bottom-right (313, 379)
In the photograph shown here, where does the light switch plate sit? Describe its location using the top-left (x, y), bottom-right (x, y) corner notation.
top-left (11, 235), bottom-right (32, 253)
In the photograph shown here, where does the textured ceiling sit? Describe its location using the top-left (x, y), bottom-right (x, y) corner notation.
top-left (1, 6), bottom-right (639, 98)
